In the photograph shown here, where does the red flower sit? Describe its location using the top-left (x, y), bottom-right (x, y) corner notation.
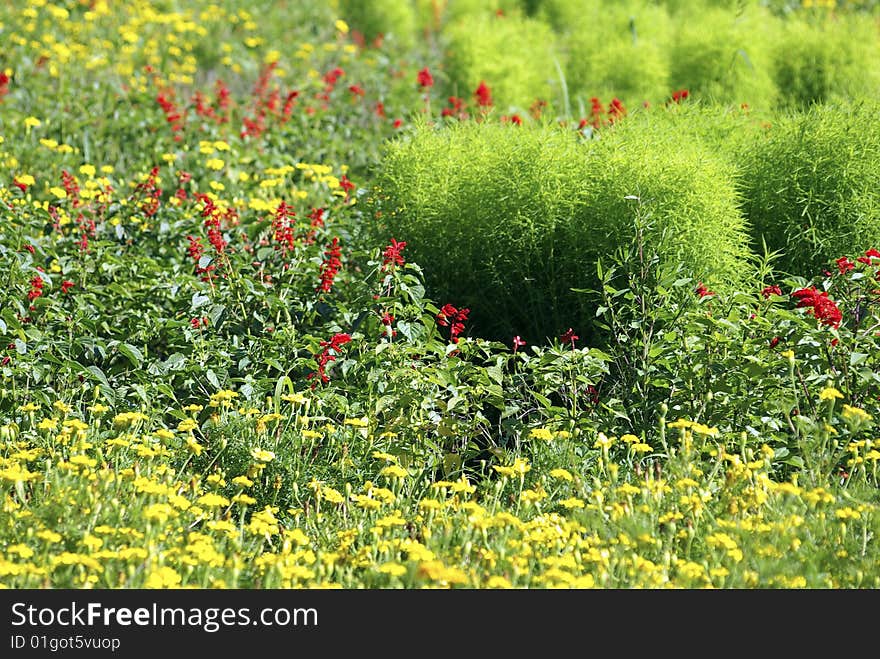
top-left (560, 328), bottom-right (578, 347)
top-left (769, 336), bottom-right (780, 349)
top-left (381, 238), bottom-right (406, 270)
top-left (791, 287), bottom-right (842, 328)
top-left (836, 256), bottom-right (855, 274)
top-left (857, 248), bottom-right (880, 264)
top-left (761, 285), bottom-right (782, 299)
top-left (392, 118), bottom-right (403, 129)
top-left (512, 336), bottom-right (526, 353)
top-left (27, 276), bottom-right (44, 301)
top-left (437, 304), bottom-right (469, 343)
top-left (474, 81), bottom-right (493, 107)
top-left (339, 174), bottom-right (356, 194)
top-left (323, 67), bottom-right (345, 87)
top-left (348, 84), bottom-right (366, 97)
top-left (317, 237), bottom-right (343, 292)
top-left (417, 67), bottom-right (434, 89)
top-left (695, 282), bottom-right (714, 298)
top-left (670, 89), bottom-right (689, 103)
top-left (60, 280), bottom-right (75, 294)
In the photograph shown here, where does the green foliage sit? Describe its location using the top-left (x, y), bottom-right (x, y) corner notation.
top-left (548, 0), bottom-right (675, 109)
top-left (337, 0), bottom-right (419, 49)
top-left (441, 11), bottom-right (558, 111)
top-left (372, 115), bottom-right (751, 345)
top-left (770, 13), bottom-right (880, 108)
top-left (738, 101), bottom-right (880, 276)
top-left (666, 6), bottom-right (780, 110)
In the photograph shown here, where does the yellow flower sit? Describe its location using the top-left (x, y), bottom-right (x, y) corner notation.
top-left (549, 468), bottom-right (573, 481)
top-left (24, 116), bottom-right (42, 130)
top-left (379, 465), bottom-right (408, 479)
top-left (250, 448), bottom-right (275, 463)
top-left (205, 158), bottom-right (225, 170)
top-left (145, 566), bottom-right (182, 589)
top-left (377, 562), bottom-right (406, 577)
top-left (197, 493), bottom-right (230, 508)
top-left (232, 476), bottom-right (253, 488)
top-left (335, 19), bottom-right (349, 34)
top-left (819, 387), bottom-right (844, 401)
top-left (529, 427), bottom-right (554, 441)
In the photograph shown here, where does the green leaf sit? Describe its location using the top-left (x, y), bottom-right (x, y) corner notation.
top-left (118, 343), bottom-right (144, 368)
top-left (14, 339), bottom-right (26, 355)
top-left (850, 352), bottom-right (868, 366)
top-left (206, 369), bottom-right (221, 390)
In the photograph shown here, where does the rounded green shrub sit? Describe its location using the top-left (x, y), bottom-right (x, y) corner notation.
top-left (738, 101), bottom-right (880, 277)
top-left (667, 6), bottom-right (780, 110)
top-left (338, 0), bottom-right (418, 49)
top-left (771, 13), bottom-right (880, 108)
top-left (441, 12), bottom-right (558, 111)
top-left (371, 117), bottom-right (752, 344)
top-left (562, 1), bottom-right (674, 109)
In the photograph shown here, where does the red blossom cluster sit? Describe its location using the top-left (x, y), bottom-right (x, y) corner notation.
top-left (761, 284), bottom-right (782, 299)
top-left (512, 335), bottom-right (526, 353)
top-left (474, 81), bottom-right (492, 108)
top-left (669, 89), bottom-right (690, 104)
top-left (61, 170), bottom-right (80, 208)
top-left (441, 95), bottom-right (467, 120)
top-left (381, 238), bottom-right (406, 270)
top-left (271, 201), bottom-right (296, 254)
top-left (578, 96), bottom-right (627, 131)
top-left (560, 328), bottom-right (578, 348)
top-left (791, 287), bottom-right (843, 328)
top-left (156, 91), bottom-right (185, 140)
top-left (856, 248), bottom-right (880, 265)
top-left (317, 236), bottom-right (343, 292)
top-left (308, 332), bottom-right (352, 386)
top-left (417, 67), bottom-right (434, 89)
top-left (0, 71), bottom-right (9, 102)
top-left (27, 276), bottom-right (44, 302)
top-left (380, 312), bottom-right (396, 338)
top-left (437, 303), bottom-right (469, 343)
top-left (695, 282), bottom-right (714, 298)
top-left (303, 207), bottom-right (326, 245)
top-left (134, 166), bottom-right (162, 218)
top-left (501, 114), bottom-right (523, 125)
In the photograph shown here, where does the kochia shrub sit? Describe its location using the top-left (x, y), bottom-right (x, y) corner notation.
top-left (557, 1), bottom-right (674, 109)
top-left (442, 12), bottom-right (558, 111)
top-left (738, 101), bottom-right (880, 277)
top-left (667, 6), bottom-right (780, 110)
top-left (371, 118), bottom-right (751, 344)
top-left (338, 0), bottom-right (418, 49)
top-left (770, 14), bottom-right (880, 108)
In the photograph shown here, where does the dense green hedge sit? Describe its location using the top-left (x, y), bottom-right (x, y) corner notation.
top-left (738, 101), bottom-right (880, 276)
top-left (770, 13), bottom-right (880, 108)
top-left (371, 116), bottom-right (751, 344)
top-left (441, 11), bottom-right (558, 111)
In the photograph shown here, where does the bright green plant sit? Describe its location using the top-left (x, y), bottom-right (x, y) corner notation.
top-left (770, 13), bottom-right (880, 108)
top-left (372, 116), bottom-right (751, 345)
top-left (666, 5), bottom-right (780, 109)
top-left (738, 101), bottom-right (880, 277)
top-left (337, 0), bottom-right (419, 49)
top-left (553, 0), bottom-right (674, 109)
top-left (441, 11), bottom-right (558, 111)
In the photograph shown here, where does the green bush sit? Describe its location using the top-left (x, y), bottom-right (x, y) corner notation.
top-left (738, 101), bottom-right (880, 277)
top-left (555, 1), bottom-right (674, 109)
top-left (771, 13), bottom-right (880, 108)
top-left (666, 6), bottom-right (780, 110)
top-left (371, 117), bottom-right (752, 344)
top-left (338, 0), bottom-right (418, 49)
top-left (441, 12), bottom-right (558, 111)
